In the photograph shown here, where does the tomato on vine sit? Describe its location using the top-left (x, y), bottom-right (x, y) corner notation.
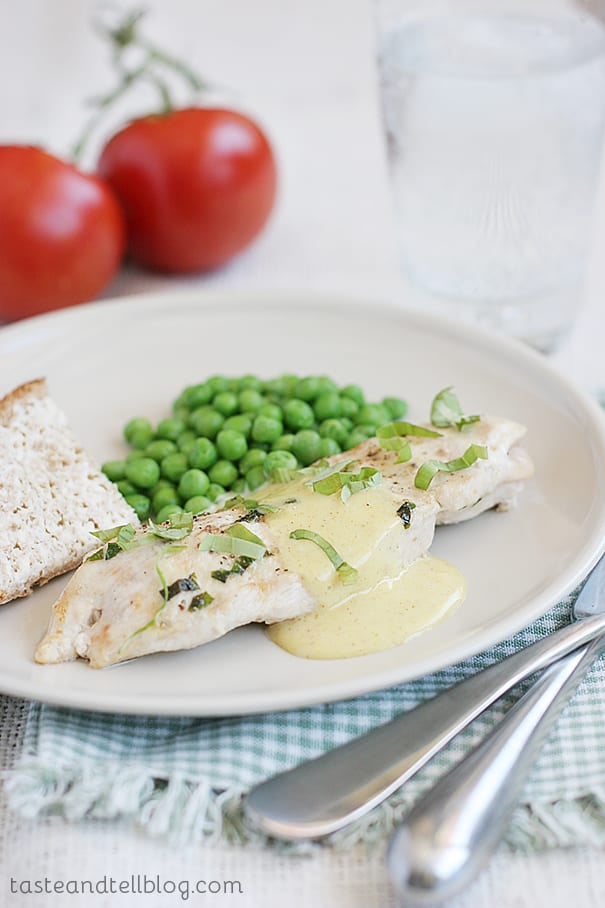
top-left (0, 146), bottom-right (125, 321)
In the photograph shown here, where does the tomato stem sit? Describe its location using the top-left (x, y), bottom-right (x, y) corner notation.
top-left (72, 8), bottom-right (208, 162)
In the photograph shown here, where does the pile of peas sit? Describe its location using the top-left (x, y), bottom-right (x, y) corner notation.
top-left (102, 374), bottom-right (408, 522)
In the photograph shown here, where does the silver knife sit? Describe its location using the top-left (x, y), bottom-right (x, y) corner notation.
top-left (246, 554), bottom-right (605, 840)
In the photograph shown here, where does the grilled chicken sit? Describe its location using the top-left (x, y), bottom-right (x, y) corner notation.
top-left (35, 416), bottom-right (532, 668)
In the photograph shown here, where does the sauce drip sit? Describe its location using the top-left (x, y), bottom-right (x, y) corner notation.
top-left (257, 472), bottom-right (466, 659)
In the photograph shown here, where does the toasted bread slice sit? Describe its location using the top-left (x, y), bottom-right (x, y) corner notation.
top-left (0, 379), bottom-right (138, 605)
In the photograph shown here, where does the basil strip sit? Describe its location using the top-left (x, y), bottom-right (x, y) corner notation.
top-left (430, 387), bottom-right (480, 432)
top-left (414, 444), bottom-right (488, 490)
top-left (289, 529), bottom-right (358, 585)
top-left (199, 523), bottom-right (266, 559)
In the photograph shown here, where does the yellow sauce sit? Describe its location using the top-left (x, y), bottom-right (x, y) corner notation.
top-left (267, 555), bottom-right (465, 659)
top-left (258, 474), bottom-right (466, 660)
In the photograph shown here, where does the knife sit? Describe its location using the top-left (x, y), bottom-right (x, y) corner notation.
top-left (246, 554), bottom-right (605, 840)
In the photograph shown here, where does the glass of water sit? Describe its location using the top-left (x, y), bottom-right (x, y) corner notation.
top-left (377, 1), bottom-right (605, 351)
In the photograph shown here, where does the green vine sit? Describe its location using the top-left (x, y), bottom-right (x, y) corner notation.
top-left (73, 8), bottom-right (208, 161)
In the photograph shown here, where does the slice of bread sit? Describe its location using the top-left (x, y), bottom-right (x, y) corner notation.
top-left (0, 379), bottom-right (138, 605)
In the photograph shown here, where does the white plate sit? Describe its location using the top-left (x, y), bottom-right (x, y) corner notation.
top-left (1, 290), bottom-right (605, 715)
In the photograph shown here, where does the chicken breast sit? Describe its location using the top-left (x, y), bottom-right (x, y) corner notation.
top-left (35, 415), bottom-right (532, 668)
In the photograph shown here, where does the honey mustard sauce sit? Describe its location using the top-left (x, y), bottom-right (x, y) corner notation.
top-left (258, 474), bottom-right (466, 659)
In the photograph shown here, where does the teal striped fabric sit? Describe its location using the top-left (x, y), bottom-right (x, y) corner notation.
top-left (5, 591), bottom-right (605, 850)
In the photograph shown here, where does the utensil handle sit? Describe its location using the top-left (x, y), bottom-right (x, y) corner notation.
top-left (387, 637), bottom-right (604, 906)
top-left (246, 612), bottom-right (605, 840)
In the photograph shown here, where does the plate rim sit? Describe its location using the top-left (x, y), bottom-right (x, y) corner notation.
top-left (2, 288), bottom-right (605, 715)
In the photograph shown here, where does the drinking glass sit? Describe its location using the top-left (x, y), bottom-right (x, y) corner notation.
top-left (377, 0), bottom-right (605, 350)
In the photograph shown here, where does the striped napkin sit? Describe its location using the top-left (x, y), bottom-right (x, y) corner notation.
top-left (5, 590), bottom-right (605, 851)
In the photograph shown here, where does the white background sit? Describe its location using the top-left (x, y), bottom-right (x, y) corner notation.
top-left (1, 1), bottom-right (605, 906)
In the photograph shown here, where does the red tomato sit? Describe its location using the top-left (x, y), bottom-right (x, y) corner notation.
top-left (0, 146), bottom-right (125, 321)
top-left (98, 107), bottom-right (277, 273)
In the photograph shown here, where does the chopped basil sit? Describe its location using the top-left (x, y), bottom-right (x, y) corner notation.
top-left (289, 528), bottom-right (358, 585)
top-left (312, 466), bottom-right (382, 502)
top-left (224, 495), bottom-right (278, 515)
top-left (397, 501), bottom-right (416, 529)
top-left (211, 555), bottom-right (256, 584)
top-left (163, 574), bottom-right (200, 600)
top-left (147, 511), bottom-right (193, 542)
top-left (199, 523), bottom-right (266, 560)
top-left (189, 592), bottom-right (214, 611)
top-left (430, 387), bottom-right (480, 432)
top-left (104, 542), bottom-right (122, 560)
top-left (414, 444), bottom-right (488, 490)
top-left (377, 422), bottom-right (441, 463)
top-left (88, 522), bottom-right (138, 561)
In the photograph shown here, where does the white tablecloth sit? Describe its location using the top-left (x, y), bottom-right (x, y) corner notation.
top-left (1, 1), bottom-right (604, 905)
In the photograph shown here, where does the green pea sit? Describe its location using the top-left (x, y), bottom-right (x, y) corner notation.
top-left (231, 478), bottom-right (247, 494)
top-left (102, 460), bottom-right (126, 482)
top-left (318, 437), bottom-right (341, 458)
top-left (129, 427), bottom-right (154, 450)
top-left (206, 482), bottom-right (226, 502)
top-left (347, 428), bottom-right (371, 448)
top-left (341, 384), bottom-right (365, 407)
top-left (156, 504), bottom-right (183, 523)
top-left (340, 417), bottom-right (354, 431)
top-left (149, 479), bottom-right (174, 496)
top-left (172, 393), bottom-right (188, 412)
top-left (183, 383), bottom-right (212, 409)
top-left (355, 423), bottom-right (378, 438)
top-left (126, 450), bottom-right (148, 462)
top-left (283, 399), bottom-right (315, 430)
top-left (152, 486), bottom-right (180, 515)
top-left (279, 373), bottom-right (300, 396)
top-left (125, 457), bottom-right (160, 490)
top-left (178, 469), bottom-right (210, 500)
top-left (238, 389), bottom-right (263, 412)
top-left (117, 480), bottom-right (137, 497)
top-left (316, 376), bottom-right (339, 395)
top-left (206, 376), bottom-right (230, 395)
top-left (262, 377), bottom-right (286, 397)
top-left (145, 439), bottom-right (177, 462)
top-left (271, 434), bottom-right (295, 452)
top-left (160, 452), bottom-right (189, 482)
top-left (223, 414), bottom-right (253, 437)
top-left (264, 449), bottom-right (299, 476)
top-left (188, 438), bottom-right (218, 471)
top-left (246, 466), bottom-right (267, 490)
top-left (188, 407), bottom-right (224, 439)
top-left (313, 392), bottom-right (341, 421)
top-left (292, 429), bottom-right (322, 466)
top-left (339, 397), bottom-right (359, 419)
top-left (216, 429), bottom-right (248, 461)
top-left (239, 375), bottom-right (264, 391)
top-left (183, 495), bottom-right (212, 514)
top-left (156, 418), bottom-right (186, 441)
top-left (124, 417), bottom-right (153, 446)
top-left (213, 391), bottom-right (239, 417)
top-left (125, 493), bottom-right (151, 521)
top-left (252, 415), bottom-right (283, 444)
top-left (258, 403), bottom-right (282, 421)
top-left (382, 396), bottom-right (408, 419)
top-left (208, 460), bottom-right (238, 488)
top-left (239, 448), bottom-right (267, 473)
top-left (294, 377), bottom-right (321, 401)
top-left (172, 407), bottom-right (189, 424)
top-left (319, 419), bottom-right (349, 446)
top-left (355, 404), bottom-right (389, 427)
top-left (177, 430), bottom-right (196, 451)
